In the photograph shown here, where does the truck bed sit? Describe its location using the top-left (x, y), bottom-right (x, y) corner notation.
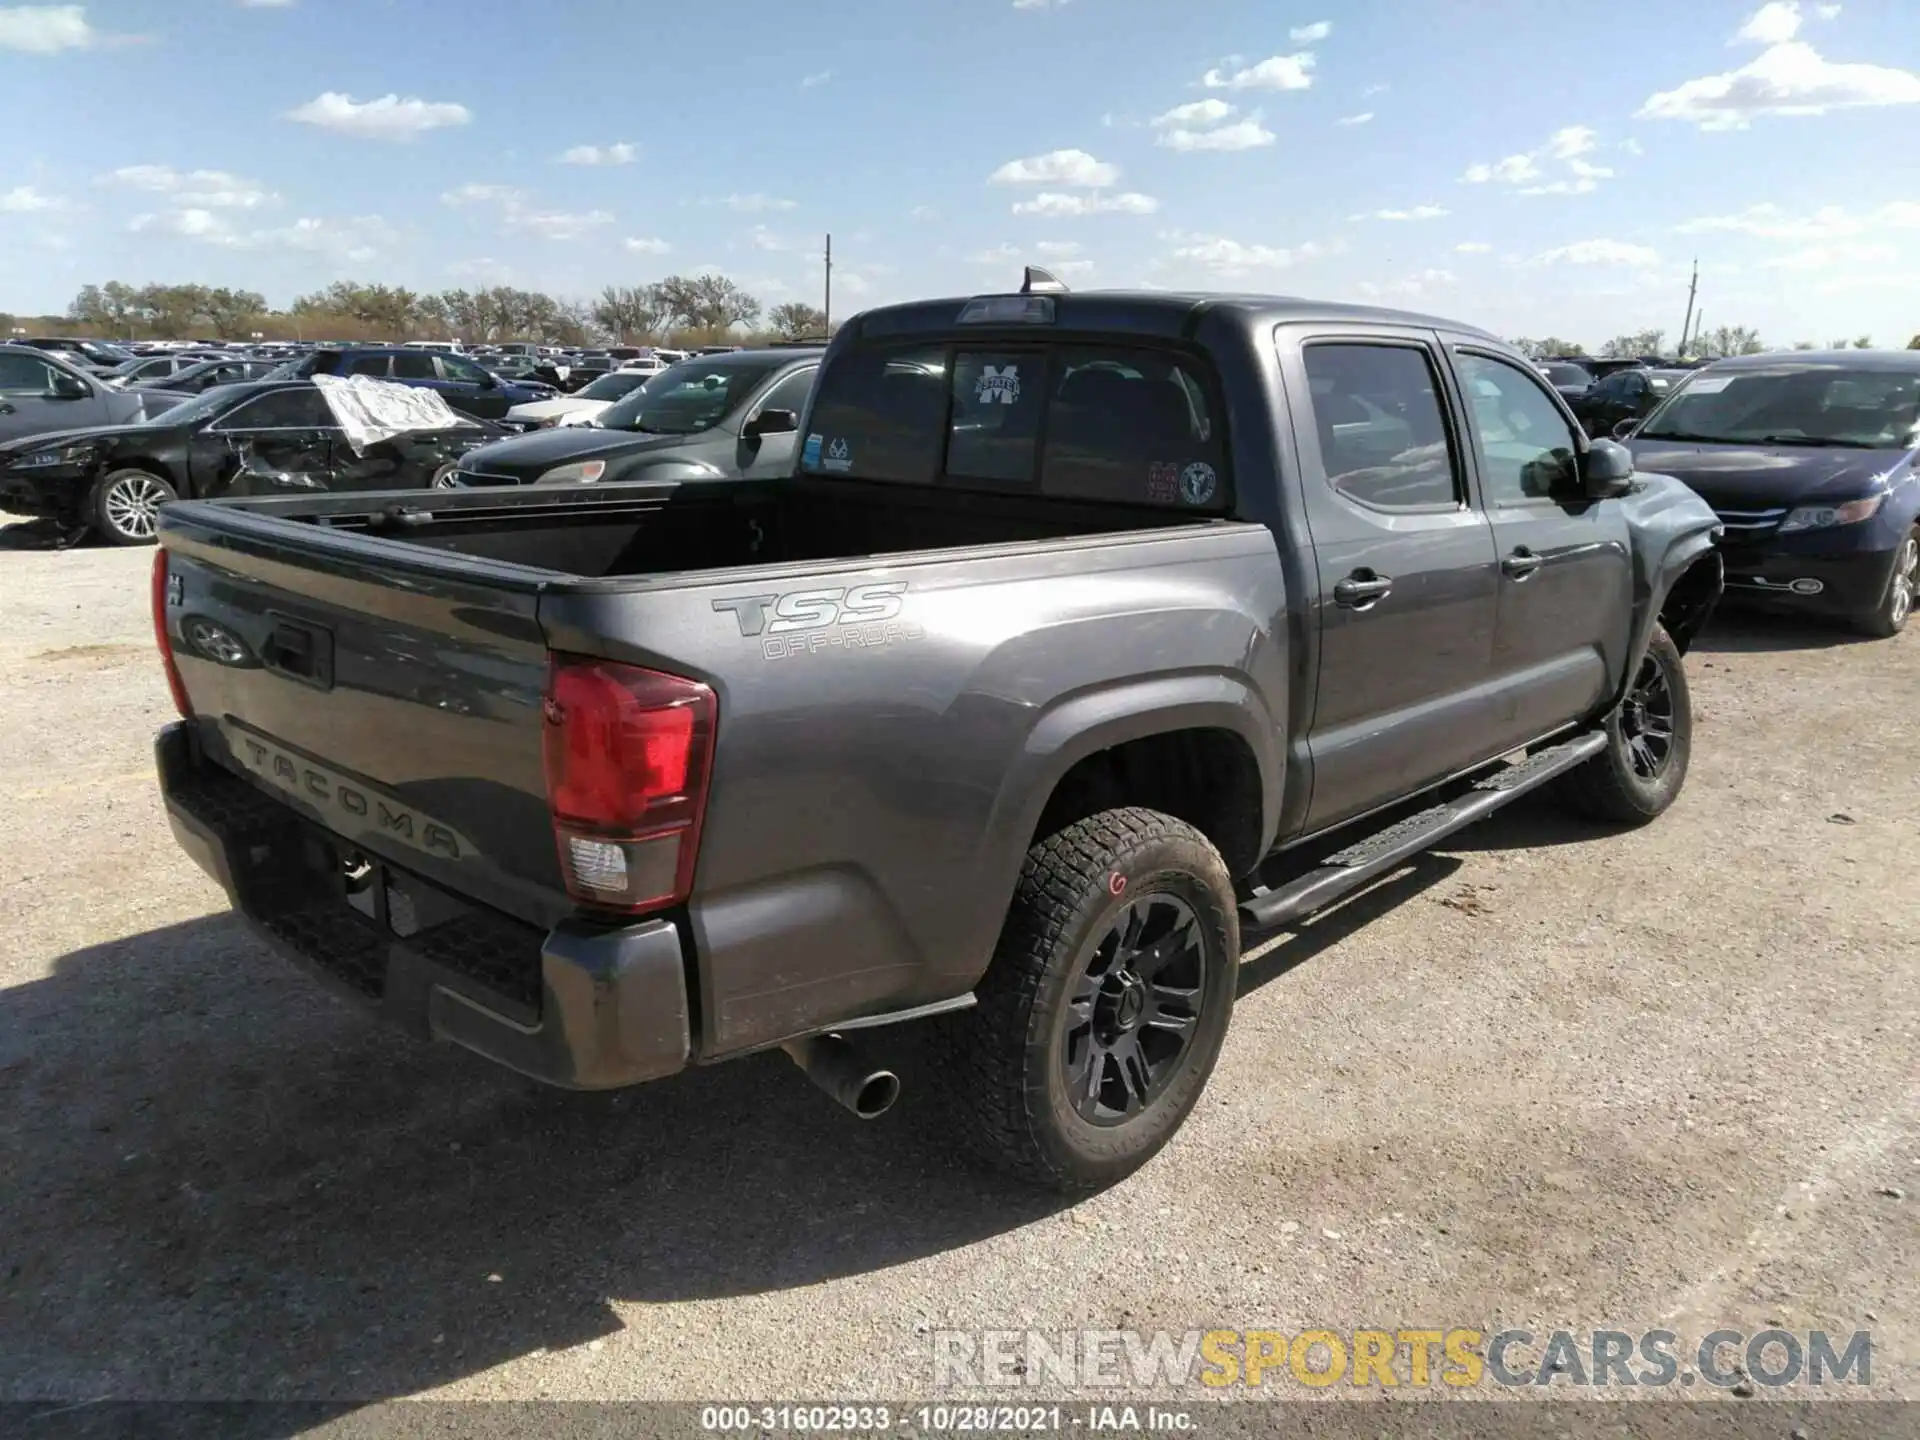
top-left (206, 475), bottom-right (1220, 581)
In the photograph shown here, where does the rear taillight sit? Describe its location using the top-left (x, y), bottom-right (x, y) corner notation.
top-left (542, 654), bottom-right (716, 913)
top-left (150, 550), bottom-right (192, 719)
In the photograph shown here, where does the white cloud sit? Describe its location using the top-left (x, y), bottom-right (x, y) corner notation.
top-left (1351, 204), bottom-right (1448, 221)
top-left (1675, 199), bottom-right (1920, 240)
top-left (1034, 240), bottom-right (1083, 258)
top-left (558, 142), bottom-right (636, 166)
top-left (1290, 20), bottom-right (1331, 42)
top-left (102, 164), bottom-right (274, 209)
top-left (623, 236), bottom-right (671, 255)
top-left (1, 184), bottom-right (63, 212)
top-left (1463, 124), bottom-right (1616, 193)
top-left (800, 69), bottom-right (832, 88)
top-left (1159, 116), bottom-right (1275, 151)
top-left (1453, 241), bottom-right (1493, 253)
top-left (988, 148), bottom-right (1121, 187)
top-left (1758, 240), bottom-right (1896, 270)
top-left (285, 91), bottom-right (472, 140)
top-left (1336, 111), bottom-right (1374, 126)
top-left (715, 192), bottom-right (797, 212)
top-left (0, 4), bottom-right (90, 51)
top-left (131, 208), bottom-right (396, 261)
top-left (1362, 82), bottom-right (1390, 96)
top-left (237, 0), bottom-right (294, 7)
top-left (1638, 41), bottom-right (1920, 128)
top-left (1815, 3), bottom-right (1841, 15)
top-left (441, 182), bottom-right (522, 205)
top-left (1163, 230), bottom-right (1328, 276)
top-left (1152, 99), bottom-right (1234, 127)
top-left (747, 224), bottom-right (798, 251)
top-left (1355, 268), bottom-right (1457, 298)
top-left (1620, 137), bottom-right (1645, 155)
top-left (1533, 239), bottom-right (1661, 266)
top-left (1202, 53), bottom-right (1316, 90)
top-left (969, 243), bottom-right (1021, 264)
top-left (908, 204), bottom-right (938, 219)
top-left (1011, 191), bottom-right (1158, 217)
top-left (1734, 1), bottom-right (1802, 44)
top-left (503, 207), bottom-right (614, 240)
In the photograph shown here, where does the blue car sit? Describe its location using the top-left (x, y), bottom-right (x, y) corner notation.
top-left (271, 346), bottom-right (557, 422)
top-left (1624, 351), bottom-right (1920, 637)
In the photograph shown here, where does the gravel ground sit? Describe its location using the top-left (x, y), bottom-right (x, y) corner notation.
top-left (0, 526), bottom-right (1914, 1420)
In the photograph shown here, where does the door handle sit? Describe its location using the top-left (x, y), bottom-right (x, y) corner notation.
top-left (1503, 548), bottom-right (1543, 579)
top-left (1333, 570), bottom-right (1394, 609)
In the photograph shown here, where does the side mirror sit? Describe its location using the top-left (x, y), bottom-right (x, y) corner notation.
top-left (49, 372), bottom-right (91, 400)
top-left (1581, 438), bottom-right (1635, 499)
top-left (1610, 417), bottom-right (1639, 440)
top-left (746, 408), bottom-right (798, 438)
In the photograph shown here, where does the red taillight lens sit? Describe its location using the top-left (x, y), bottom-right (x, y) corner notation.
top-left (150, 550), bottom-right (192, 719)
top-left (542, 654), bottom-right (716, 913)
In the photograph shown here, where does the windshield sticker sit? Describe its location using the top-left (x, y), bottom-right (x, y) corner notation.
top-left (1147, 462), bottom-right (1179, 503)
top-left (1684, 376), bottom-right (1733, 394)
top-left (976, 365), bottom-right (1021, 406)
top-left (803, 432), bottom-right (823, 467)
top-left (823, 436), bottom-right (853, 472)
top-left (1179, 461), bottom-right (1218, 506)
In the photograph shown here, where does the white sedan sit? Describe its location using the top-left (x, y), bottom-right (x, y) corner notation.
top-left (504, 368), bottom-right (657, 429)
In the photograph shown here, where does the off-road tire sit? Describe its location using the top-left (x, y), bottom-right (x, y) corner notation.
top-left (931, 807), bottom-right (1238, 1193)
top-left (91, 468), bottom-right (177, 546)
top-left (1559, 622), bottom-right (1692, 825)
top-left (1850, 526), bottom-right (1918, 639)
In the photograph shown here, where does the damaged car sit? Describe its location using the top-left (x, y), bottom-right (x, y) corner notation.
top-left (0, 376), bottom-right (506, 546)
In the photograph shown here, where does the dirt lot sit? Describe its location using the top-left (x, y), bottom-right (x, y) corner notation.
top-left (1, 527), bottom-right (1915, 1415)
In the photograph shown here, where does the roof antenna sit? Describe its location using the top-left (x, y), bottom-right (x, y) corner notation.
top-left (1020, 265), bottom-right (1069, 295)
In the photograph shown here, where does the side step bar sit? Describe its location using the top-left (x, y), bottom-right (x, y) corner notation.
top-left (1238, 732), bottom-right (1608, 932)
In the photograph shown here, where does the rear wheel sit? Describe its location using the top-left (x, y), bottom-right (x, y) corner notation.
top-left (932, 807), bottom-right (1238, 1193)
top-left (1851, 528), bottom-right (1918, 639)
top-left (430, 461), bottom-right (461, 489)
top-left (1558, 622), bottom-right (1692, 825)
top-left (91, 469), bottom-right (176, 546)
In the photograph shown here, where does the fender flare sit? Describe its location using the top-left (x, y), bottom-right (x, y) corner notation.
top-left (1605, 529), bottom-right (1722, 714)
top-left (981, 670), bottom-right (1283, 896)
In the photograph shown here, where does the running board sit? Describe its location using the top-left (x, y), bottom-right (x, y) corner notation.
top-left (1238, 732), bottom-right (1608, 932)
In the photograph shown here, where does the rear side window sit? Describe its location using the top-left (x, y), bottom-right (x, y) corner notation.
top-left (345, 354), bottom-right (391, 377)
top-left (392, 352), bottom-right (437, 380)
top-left (1301, 343), bottom-right (1460, 511)
top-left (802, 342), bottom-right (1229, 509)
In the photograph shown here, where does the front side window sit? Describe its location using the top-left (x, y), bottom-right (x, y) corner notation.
top-left (438, 355), bottom-right (489, 384)
top-left (0, 352), bottom-right (63, 393)
top-left (753, 366), bottom-right (817, 418)
top-left (1455, 352), bottom-right (1581, 504)
top-left (218, 387), bottom-right (334, 430)
top-left (1301, 343), bottom-right (1460, 511)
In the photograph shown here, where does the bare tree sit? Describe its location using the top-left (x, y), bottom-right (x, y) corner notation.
top-left (656, 273), bottom-right (762, 333)
top-left (1691, 325), bottom-right (1764, 360)
top-left (769, 301), bottom-right (829, 340)
top-left (1600, 329), bottom-right (1666, 359)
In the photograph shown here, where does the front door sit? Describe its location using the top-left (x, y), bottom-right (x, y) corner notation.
top-left (193, 387), bottom-right (342, 498)
top-left (434, 353), bottom-right (507, 419)
top-left (1451, 349), bottom-right (1633, 751)
top-left (1279, 330), bottom-right (1502, 833)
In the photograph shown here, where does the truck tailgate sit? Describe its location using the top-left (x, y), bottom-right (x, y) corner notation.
top-left (160, 511), bottom-right (570, 929)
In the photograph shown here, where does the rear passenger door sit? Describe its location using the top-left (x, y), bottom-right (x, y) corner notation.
top-left (1450, 349), bottom-right (1632, 751)
top-left (1277, 329), bottom-right (1501, 832)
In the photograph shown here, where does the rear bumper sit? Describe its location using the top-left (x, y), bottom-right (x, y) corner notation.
top-left (1717, 545), bottom-right (1892, 618)
top-left (157, 722), bottom-right (691, 1090)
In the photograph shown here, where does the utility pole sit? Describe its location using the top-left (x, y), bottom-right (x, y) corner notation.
top-left (823, 233), bottom-right (833, 335)
top-left (1679, 257), bottom-right (1698, 357)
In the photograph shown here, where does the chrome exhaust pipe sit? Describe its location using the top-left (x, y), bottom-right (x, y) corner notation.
top-left (781, 1033), bottom-right (901, 1120)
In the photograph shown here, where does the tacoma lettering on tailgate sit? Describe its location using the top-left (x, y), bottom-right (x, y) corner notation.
top-left (231, 734), bottom-right (476, 862)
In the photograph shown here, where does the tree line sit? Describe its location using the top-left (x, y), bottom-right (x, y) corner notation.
top-left (1513, 327), bottom-right (1916, 361)
top-left (6, 278), bottom-right (833, 347)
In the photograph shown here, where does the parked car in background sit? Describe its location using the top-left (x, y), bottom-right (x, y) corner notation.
top-left (1571, 367), bottom-right (1688, 437)
top-left (0, 343), bottom-right (155, 446)
top-left (450, 347), bottom-right (821, 486)
top-left (0, 378), bottom-right (507, 545)
top-left (1537, 361), bottom-right (1594, 403)
top-left (1624, 351), bottom-right (1920, 636)
top-left (125, 356), bottom-right (287, 410)
top-left (503, 368), bottom-right (659, 429)
top-left (21, 337), bottom-right (136, 375)
top-left (271, 346), bottom-right (557, 420)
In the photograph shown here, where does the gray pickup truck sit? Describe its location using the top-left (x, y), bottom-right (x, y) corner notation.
top-left (151, 276), bottom-right (1723, 1191)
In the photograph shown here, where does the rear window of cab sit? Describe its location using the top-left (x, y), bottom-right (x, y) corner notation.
top-left (800, 343), bottom-right (1230, 511)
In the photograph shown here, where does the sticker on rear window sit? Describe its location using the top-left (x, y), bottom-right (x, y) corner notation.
top-left (803, 432), bottom-right (823, 467)
top-left (1179, 461), bottom-right (1217, 506)
top-left (823, 436), bottom-right (852, 472)
top-left (976, 365), bottom-right (1021, 406)
top-left (1147, 462), bottom-right (1179, 503)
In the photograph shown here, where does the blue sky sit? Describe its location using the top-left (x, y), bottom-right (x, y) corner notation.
top-left (3, 0), bottom-right (1919, 347)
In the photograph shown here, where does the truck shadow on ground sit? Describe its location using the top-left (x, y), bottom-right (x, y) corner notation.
top-left (0, 798), bottom-right (1583, 1407)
